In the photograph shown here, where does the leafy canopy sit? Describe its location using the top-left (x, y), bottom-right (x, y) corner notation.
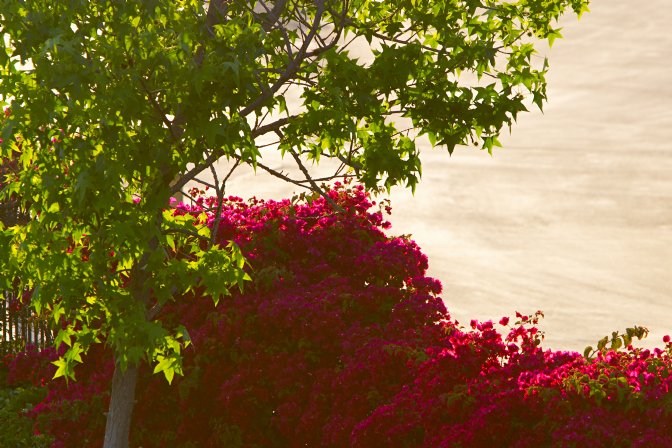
top-left (0, 0), bottom-right (588, 381)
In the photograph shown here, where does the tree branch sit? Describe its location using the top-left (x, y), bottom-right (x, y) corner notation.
top-left (239, 0), bottom-right (326, 117)
top-left (208, 155), bottom-right (225, 248)
top-left (286, 147), bottom-right (344, 212)
top-left (259, 0), bottom-right (291, 32)
top-left (170, 148), bottom-right (224, 195)
top-left (251, 116), bottom-right (292, 138)
top-left (190, 177), bottom-right (218, 191)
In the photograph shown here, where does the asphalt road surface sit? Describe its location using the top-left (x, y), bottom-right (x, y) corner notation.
top-left (209, 0), bottom-right (672, 351)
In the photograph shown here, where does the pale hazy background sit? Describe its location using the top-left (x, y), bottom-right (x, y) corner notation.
top-left (207, 0), bottom-right (672, 351)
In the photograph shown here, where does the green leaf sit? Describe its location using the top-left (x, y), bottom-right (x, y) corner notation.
top-left (547, 29), bottom-right (564, 47)
top-left (152, 354), bottom-right (178, 384)
top-left (51, 359), bottom-right (69, 380)
top-left (54, 329), bottom-right (73, 347)
top-left (610, 337), bottom-right (622, 350)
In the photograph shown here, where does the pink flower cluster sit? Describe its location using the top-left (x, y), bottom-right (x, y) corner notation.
top-left (3, 184), bottom-right (672, 447)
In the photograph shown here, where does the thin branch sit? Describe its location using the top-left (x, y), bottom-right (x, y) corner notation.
top-left (337, 153), bottom-right (362, 171)
top-left (221, 158), bottom-right (240, 189)
top-left (171, 148), bottom-right (223, 195)
top-left (138, 72), bottom-right (183, 143)
top-left (256, 139), bottom-right (282, 149)
top-left (260, 0), bottom-right (291, 32)
top-left (239, 0), bottom-right (326, 117)
top-left (146, 284), bottom-right (181, 320)
top-left (172, 0), bottom-right (230, 133)
top-left (254, 0), bottom-right (295, 60)
top-left (191, 176), bottom-right (218, 190)
top-left (251, 116), bottom-right (292, 138)
top-left (208, 155), bottom-right (225, 248)
top-left (205, 157), bottom-right (240, 247)
top-left (178, 185), bottom-right (206, 207)
top-left (366, 29), bottom-right (446, 54)
top-left (253, 159), bottom-right (311, 189)
top-left (294, 172), bottom-right (354, 184)
top-left (286, 147), bottom-right (344, 212)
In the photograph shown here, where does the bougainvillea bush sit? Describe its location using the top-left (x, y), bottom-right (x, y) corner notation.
top-left (3, 185), bottom-right (672, 447)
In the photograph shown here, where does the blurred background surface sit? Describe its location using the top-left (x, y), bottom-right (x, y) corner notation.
top-left (213, 0), bottom-right (672, 351)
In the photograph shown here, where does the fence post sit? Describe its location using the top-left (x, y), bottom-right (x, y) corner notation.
top-left (1, 288), bottom-right (53, 355)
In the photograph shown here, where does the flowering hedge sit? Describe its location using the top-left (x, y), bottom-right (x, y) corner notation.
top-left (2, 185), bottom-right (672, 447)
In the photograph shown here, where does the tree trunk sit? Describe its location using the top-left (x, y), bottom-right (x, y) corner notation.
top-left (103, 361), bottom-right (139, 448)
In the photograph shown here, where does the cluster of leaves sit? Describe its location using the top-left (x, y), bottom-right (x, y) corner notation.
top-left (2, 186), bottom-right (672, 447)
top-left (0, 0), bottom-right (590, 192)
top-left (0, 110), bottom-right (29, 228)
top-left (0, 112), bottom-right (249, 384)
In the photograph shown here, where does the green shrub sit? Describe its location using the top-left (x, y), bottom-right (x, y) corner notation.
top-left (0, 366), bottom-right (52, 448)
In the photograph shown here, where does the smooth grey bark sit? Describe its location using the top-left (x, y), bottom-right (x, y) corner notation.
top-left (103, 362), bottom-right (139, 448)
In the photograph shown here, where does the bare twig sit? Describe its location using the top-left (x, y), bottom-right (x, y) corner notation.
top-left (253, 159), bottom-right (312, 190)
top-left (251, 116), bottom-right (292, 138)
top-left (208, 155), bottom-right (225, 247)
top-left (191, 177), bottom-right (218, 190)
top-left (286, 147), bottom-right (344, 212)
top-left (260, 0), bottom-right (291, 32)
top-left (171, 148), bottom-right (224, 195)
top-left (221, 158), bottom-right (241, 189)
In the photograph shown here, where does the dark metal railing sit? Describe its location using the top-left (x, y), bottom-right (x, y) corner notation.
top-left (1, 290), bottom-right (53, 356)
top-left (2, 154), bottom-right (49, 355)
top-left (2, 149), bottom-right (51, 355)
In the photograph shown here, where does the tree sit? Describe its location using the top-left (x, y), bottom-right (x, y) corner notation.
top-left (0, 0), bottom-right (589, 446)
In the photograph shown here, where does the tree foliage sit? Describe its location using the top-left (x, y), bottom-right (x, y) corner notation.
top-left (1, 0), bottom-right (589, 443)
